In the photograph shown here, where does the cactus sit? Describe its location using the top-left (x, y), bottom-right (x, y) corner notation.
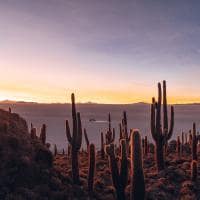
top-left (54, 144), bottom-right (57, 156)
top-left (31, 127), bottom-right (37, 139)
top-left (189, 130), bottom-right (192, 146)
top-left (101, 132), bottom-right (105, 159)
top-left (185, 133), bottom-right (188, 144)
top-left (177, 136), bottom-right (181, 158)
top-left (105, 127), bottom-right (115, 145)
top-left (122, 111), bottom-right (128, 140)
top-left (119, 123), bottom-right (123, 141)
top-left (39, 124), bottom-right (46, 145)
top-left (144, 136), bottom-right (148, 157)
top-left (84, 128), bottom-right (89, 150)
top-left (66, 93), bottom-right (83, 184)
top-left (130, 129), bottom-right (145, 200)
top-left (191, 160), bottom-right (198, 181)
top-left (192, 123), bottom-right (197, 161)
top-left (181, 132), bottom-right (184, 154)
top-left (108, 113), bottom-right (111, 132)
top-left (151, 80), bottom-right (174, 171)
top-left (88, 143), bottom-right (96, 194)
top-left (67, 144), bottom-right (71, 157)
top-left (106, 139), bottom-right (128, 200)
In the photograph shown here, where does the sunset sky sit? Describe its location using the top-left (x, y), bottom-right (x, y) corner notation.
top-left (1, 0), bottom-right (200, 104)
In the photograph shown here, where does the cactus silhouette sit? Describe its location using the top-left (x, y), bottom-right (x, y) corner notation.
top-left (40, 124), bottom-right (46, 145)
top-left (122, 111), bottom-right (128, 140)
top-left (191, 160), bottom-right (198, 181)
top-left (31, 127), bottom-right (37, 139)
top-left (106, 139), bottom-right (128, 200)
top-left (177, 136), bottom-right (181, 158)
top-left (66, 93), bottom-right (83, 184)
top-left (105, 113), bottom-right (115, 145)
top-left (151, 80), bottom-right (174, 171)
top-left (144, 136), bottom-right (148, 157)
top-left (88, 143), bottom-right (95, 194)
top-left (54, 144), bottom-right (57, 156)
top-left (130, 129), bottom-right (145, 200)
top-left (84, 128), bottom-right (89, 150)
top-left (101, 132), bottom-right (105, 159)
top-left (181, 132), bottom-right (184, 154)
top-left (192, 123), bottom-right (197, 161)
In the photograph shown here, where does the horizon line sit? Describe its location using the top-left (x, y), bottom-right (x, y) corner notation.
top-left (1, 99), bottom-right (200, 105)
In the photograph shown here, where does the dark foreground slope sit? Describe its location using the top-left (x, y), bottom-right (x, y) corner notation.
top-left (0, 109), bottom-right (74, 200)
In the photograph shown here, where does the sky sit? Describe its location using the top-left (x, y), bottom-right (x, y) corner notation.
top-left (0, 0), bottom-right (200, 104)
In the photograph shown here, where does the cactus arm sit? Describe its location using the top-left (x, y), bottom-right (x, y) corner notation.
top-left (167, 106), bottom-right (174, 141)
top-left (112, 128), bottom-right (115, 142)
top-left (76, 112), bottom-right (82, 150)
top-left (108, 113), bottom-right (111, 132)
top-left (84, 128), bottom-right (89, 147)
top-left (71, 93), bottom-right (77, 142)
top-left (156, 83), bottom-right (162, 135)
top-left (66, 120), bottom-right (72, 145)
top-left (101, 132), bottom-right (105, 158)
top-left (123, 111), bottom-right (128, 138)
top-left (120, 139), bottom-right (128, 189)
top-left (151, 102), bottom-right (157, 142)
top-left (163, 80), bottom-right (168, 134)
top-left (119, 123), bottom-right (123, 140)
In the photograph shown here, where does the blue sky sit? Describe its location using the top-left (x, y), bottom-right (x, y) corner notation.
top-left (0, 0), bottom-right (200, 103)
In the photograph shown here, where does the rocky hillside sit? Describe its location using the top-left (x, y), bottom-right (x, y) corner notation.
top-left (0, 109), bottom-right (72, 200)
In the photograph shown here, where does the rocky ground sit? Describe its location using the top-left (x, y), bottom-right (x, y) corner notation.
top-left (54, 149), bottom-right (200, 200)
top-left (0, 108), bottom-right (200, 200)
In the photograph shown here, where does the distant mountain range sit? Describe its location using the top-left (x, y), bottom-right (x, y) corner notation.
top-left (1, 100), bottom-right (200, 106)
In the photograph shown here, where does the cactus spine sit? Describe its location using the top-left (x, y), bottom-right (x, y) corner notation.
top-left (66, 93), bottom-right (82, 184)
top-left (192, 123), bottom-right (197, 161)
top-left (130, 130), bottom-right (145, 200)
top-left (151, 80), bottom-right (174, 171)
top-left (88, 143), bottom-right (96, 194)
top-left (40, 124), bottom-right (46, 145)
top-left (106, 139), bottom-right (128, 200)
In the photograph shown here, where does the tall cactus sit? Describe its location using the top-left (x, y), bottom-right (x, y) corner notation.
top-left (40, 124), bottom-right (46, 145)
top-left (130, 129), bottom-right (145, 200)
top-left (106, 139), bottom-right (128, 200)
top-left (151, 80), bottom-right (174, 171)
top-left (88, 143), bottom-right (96, 194)
top-left (66, 93), bottom-right (82, 184)
top-left (192, 123), bottom-right (197, 161)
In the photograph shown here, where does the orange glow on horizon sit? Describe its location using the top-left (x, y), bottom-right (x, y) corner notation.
top-left (1, 84), bottom-right (200, 104)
